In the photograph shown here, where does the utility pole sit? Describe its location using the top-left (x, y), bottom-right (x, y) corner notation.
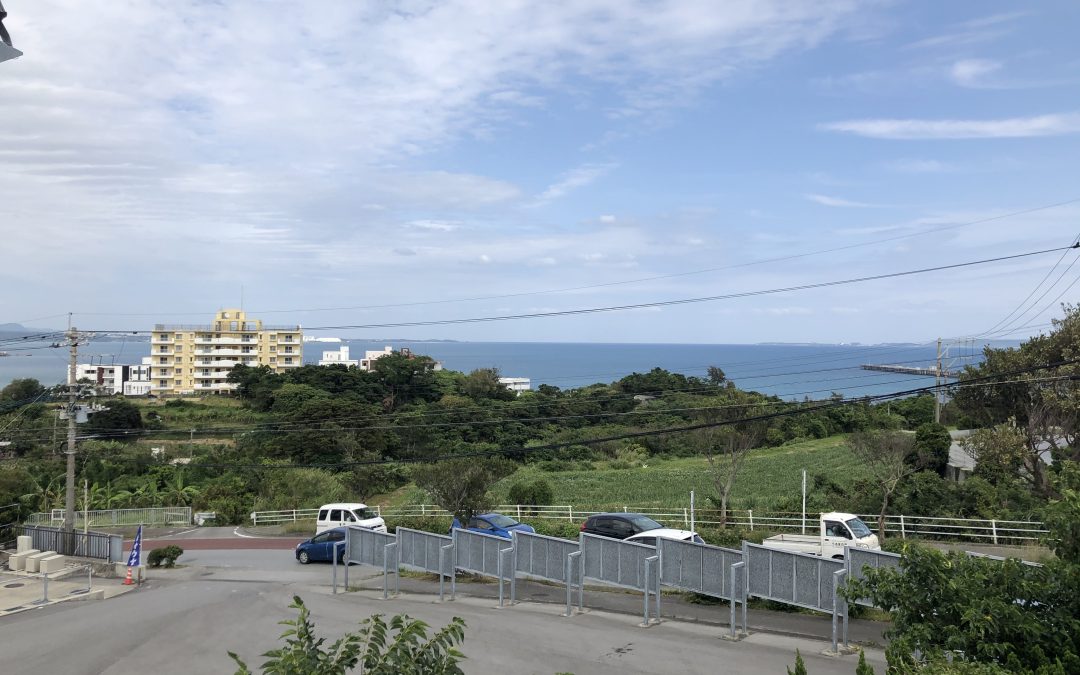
top-left (63, 320), bottom-right (79, 533)
top-left (934, 337), bottom-right (942, 424)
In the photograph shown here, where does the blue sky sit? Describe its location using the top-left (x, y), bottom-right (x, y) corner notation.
top-left (1, 1), bottom-right (1078, 343)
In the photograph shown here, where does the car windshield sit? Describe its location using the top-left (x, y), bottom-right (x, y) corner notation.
top-left (628, 515), bottom-right (662, 531)
top-left (485, 514), bottom-right (518, 528)
top-left (846, 518), bottom-right (873, 538)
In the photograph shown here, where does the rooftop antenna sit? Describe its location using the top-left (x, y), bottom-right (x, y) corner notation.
top-left (0, 1), bottom-right (24, 64)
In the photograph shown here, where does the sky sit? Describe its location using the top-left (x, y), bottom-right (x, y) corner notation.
top-left (1, 1), bottom-right (1079, 344)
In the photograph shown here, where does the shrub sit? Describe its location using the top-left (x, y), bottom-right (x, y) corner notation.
top-left (147, 545), bottom-right (184, 568)
top-left (507, 479), bottom-right (554, 509)
top-left (229, 595), bottom-right (467, 675)
top-left (383, 516), bottom-right (453, 535)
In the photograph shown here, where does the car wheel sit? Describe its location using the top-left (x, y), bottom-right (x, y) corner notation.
top-left (298, 551), bottom-right (310, 564)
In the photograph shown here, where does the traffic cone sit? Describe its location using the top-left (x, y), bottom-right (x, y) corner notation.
top-left (123, 566), bottom-right (134, 586)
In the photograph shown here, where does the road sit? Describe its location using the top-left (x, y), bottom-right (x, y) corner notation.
top-left (1, 543), bottom-right (886, 674)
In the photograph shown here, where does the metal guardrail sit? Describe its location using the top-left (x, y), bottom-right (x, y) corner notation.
top-left (28, 507), bottom-right (192, 529)
top-left (251, 504), bottom-right (1048, 544)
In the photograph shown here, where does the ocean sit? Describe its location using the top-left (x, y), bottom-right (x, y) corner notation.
top-left (0, 337), bottom-right (990, 400)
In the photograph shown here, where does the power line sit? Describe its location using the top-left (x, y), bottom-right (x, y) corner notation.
top-left (297, 244), bottom-right (1078, 332)
top-left (63, 196), bottom-right (1080, 319)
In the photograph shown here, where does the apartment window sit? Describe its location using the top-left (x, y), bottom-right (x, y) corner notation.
top-left (176, 345), bottom-right (182, 353)
top-left (174, 380), bottom-right (181, 386)
top-left (159, 380), bottom-right (167, 386)
top-left (230, 321), bottom-right (238, 331)
top-left (159, 346), bottom-right (168, 353)
top-left (284, 335), bottom-right (294, 342)
top-left (159, 357), bottom-right (168, 364)
top-left (284, 346), bottom-right (293, 353)
top-left (270, 357), bottom-right (277, 363)
top-left (284, 357), bottom-right (293, 364)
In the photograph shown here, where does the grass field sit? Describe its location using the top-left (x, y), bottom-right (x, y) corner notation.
top-left (377, 435), bottom-right (869, 512)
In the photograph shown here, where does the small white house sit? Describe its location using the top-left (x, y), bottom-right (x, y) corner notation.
top-left (319, 346), bottom-right (359, 367)
top-left (499, 377), bottom-right (531, 395)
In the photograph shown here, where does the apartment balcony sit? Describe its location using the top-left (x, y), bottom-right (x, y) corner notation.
top-left (196, 359), bottom-right (243, 368)
top-left (151, 336), bottom-right (173, 344)
top-left (194, 348), bottom-right (250, 356)
top-left (195, 381), bottom-right (238, 390)
top-left (196, 371), bottom-right (231, 379)
top-left (194, 337), bottom-right (257, 345)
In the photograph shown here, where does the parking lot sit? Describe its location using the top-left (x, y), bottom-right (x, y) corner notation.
top-left (0, 539), bottom-right (888, 674)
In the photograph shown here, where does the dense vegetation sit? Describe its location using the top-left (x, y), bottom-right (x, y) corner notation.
top-left (0, 307), bottom-right (1076, 537)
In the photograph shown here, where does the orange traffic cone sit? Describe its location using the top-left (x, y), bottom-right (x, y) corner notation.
top-left (122, 566), bottom-right (134, 586)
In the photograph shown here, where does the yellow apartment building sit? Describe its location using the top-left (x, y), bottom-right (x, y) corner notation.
top-left (149, 309), bottom-right (303, 395)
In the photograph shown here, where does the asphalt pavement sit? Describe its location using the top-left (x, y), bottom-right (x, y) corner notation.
top-left (0, 529), bottom-right (888, 673)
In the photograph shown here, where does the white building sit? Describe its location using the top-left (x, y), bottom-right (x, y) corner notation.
top-left (74, 357), bottom-right (153, 395)
top-left (319, 346), bottom-right (359, 367)
top-left (499, 377), bottom-right (531, 395)
top-left (358, 346), bottom-right (394, 370)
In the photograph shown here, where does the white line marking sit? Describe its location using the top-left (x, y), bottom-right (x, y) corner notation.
top-left (232, 527), bottom-right (258, 539)
top-left (165, 527), bottom-right (200, 538)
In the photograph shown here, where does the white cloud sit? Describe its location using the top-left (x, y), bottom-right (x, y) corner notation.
top-left (821, 113), bottom-right (1080, 139)
top-left (532, 163), bottom-right (617, 206)
top-left (949, 58), bottom-right (1002, 88)
top-left (884, 159), bottom-right (953, 173)
top-left (599, 214), bottom-right (617, 224)
top-left (805, 193), bottom-right (877, 208)
top-left (405, 220), bottom-right (461, 232)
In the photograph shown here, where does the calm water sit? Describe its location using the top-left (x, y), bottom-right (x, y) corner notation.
top-left (1, 336), bottom-right (990, 400)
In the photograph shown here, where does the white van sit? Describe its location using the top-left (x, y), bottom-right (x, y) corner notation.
top-left (316, 503), bottom-right (387, 535)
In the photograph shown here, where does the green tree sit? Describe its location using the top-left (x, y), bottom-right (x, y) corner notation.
top-left (255, 466), bottom-right (350, 511)
top-left (412, 456), bottom-right (516, 523)
top-left (912, 423), bottom-right (951, 476)
top-left (961, 423), bottom-right (1028, 486)
top-left (461, 368), bottom-right (515, 401)
top-left (229, 596), bottom-right (466, 675)
top-left (0, 378), bottom-right (46, 403)
top-left (507, 479), bottom-right (554, 509)
top-left (86, 400), bottom-right (144, 438)
top-left (842, 544), bottom-right (1080, 673)
top-left (369, 352), bottom-right (440, 412)
top-left (848, 431), bottom-right (921, 539)
top-left (1044, 461), bottom-right (1080, 564)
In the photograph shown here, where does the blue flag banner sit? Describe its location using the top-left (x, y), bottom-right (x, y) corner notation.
top-left (126, 525), bottom-right (142, 567)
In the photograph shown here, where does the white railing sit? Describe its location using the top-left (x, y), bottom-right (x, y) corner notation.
top-left (26, 506), bottom-right (192, 528)
top-left (248, 504), bottom-right (1048, 544)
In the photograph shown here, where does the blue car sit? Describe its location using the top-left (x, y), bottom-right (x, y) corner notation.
top-left (450, 513), bottom-right (535, 539)
top-left (295, 526), bottom-right (347, 564)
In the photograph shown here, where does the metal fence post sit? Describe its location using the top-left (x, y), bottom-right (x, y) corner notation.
top-left (992, 519), bottom-right (998, 545)
top-left (748, 509), bottom-right (753, 531)
top-left (563, 550), bottom-right (582, 616)
top-left (510, 533), bottom-right (518, 605)
top-left (729, 562), bottom-right (739, 639)
top-left (498, 546), bottom-right (513, 608)
top-left (652, 555), bottom-right (661, 623)
top-left (641, 557), bottom-right (652, 626)
top-left (438, 546), bottom-right (446, 601)
top-left (383, 543), bottom-right (397, 600)
top-left (332, 542), bottom-right (341, 595)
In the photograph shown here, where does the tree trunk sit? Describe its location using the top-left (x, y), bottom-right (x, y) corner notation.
top-left (878, 493), bottom-right (889, 542)
top-left (719, 490), bottom-right (729, 529)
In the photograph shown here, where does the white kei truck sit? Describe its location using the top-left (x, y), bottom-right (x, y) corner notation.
top-left (761, 512), bottom-right (881, 559)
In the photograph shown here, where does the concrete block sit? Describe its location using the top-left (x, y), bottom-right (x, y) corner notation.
top-left (9, 549), bottom-right (40, 571)
top-left (16, 535), bottom-right (33, 553)
top-left (25, 551), bottom-right (57, 573)
top-left (40, 555), bottom-right (68, 574)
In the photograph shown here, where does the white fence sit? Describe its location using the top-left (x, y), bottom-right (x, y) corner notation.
top-left (27, 507), bottom-right (192, 529)
top-left (249, 504), bottom-right (1048, 544)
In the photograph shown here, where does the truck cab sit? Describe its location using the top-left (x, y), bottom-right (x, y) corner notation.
top-left (762, 512), bottom-right (880, 559)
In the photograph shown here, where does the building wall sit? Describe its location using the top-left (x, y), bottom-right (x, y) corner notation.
top-left (150, 309), bottom-right (303, 396)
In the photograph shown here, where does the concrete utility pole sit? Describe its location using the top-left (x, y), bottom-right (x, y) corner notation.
top-left (62, 321), bottom-right (79, 533)
top-left (933, 337), bottom-right (942, 424)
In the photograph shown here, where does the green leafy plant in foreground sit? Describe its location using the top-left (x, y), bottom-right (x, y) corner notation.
top-left (229, 595), bottom-right (466, 675)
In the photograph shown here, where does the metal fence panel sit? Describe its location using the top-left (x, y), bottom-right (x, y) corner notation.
top-left (513, 531), bottom-right (579, 584)
top-left (28, 507), bottom-right (193, 528)
top-left (656, 538), bottom-right (742, 600)
top-left (846, 547), bottom-right (902, 607)
top-left (453, 529), bottom-right (511, 579)
top-left (345, 526), bottom-right (397, 568)
top-left (580, 534), bottom-right (654, 591)
top-left (744, 543), bottom-right (843, 613)
top-left (21, 525), bottom-right (115, 561)
top-left (397, 527), bottom-right (451, 574)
